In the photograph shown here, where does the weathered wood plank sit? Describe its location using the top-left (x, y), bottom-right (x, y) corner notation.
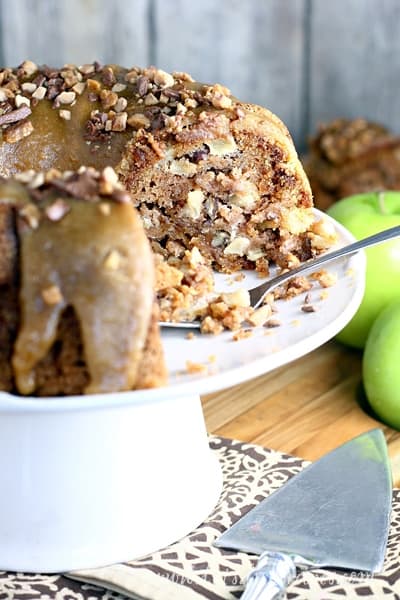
top-left (0, 0), bottom-right (150, 67)
top-left (309, 0), bottom-right (400, 136)
top-left (154, 0), bottom-right (307, 146)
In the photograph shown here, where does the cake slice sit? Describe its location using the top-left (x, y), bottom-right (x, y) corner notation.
top-left (0, 166), bottom-right (167, 396)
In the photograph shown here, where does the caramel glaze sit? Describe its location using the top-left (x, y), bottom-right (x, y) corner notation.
top-left (0, 88), bottom-right (131, 176)
top-left (0, 64), bottom-right (225, 177)
top-left (1, 181), bottom-right (154, 395)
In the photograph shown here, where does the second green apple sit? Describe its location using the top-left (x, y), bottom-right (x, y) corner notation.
top-left (327, 191), bottom-right (400, 349)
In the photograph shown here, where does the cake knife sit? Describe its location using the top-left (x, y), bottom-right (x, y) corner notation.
top-left (214, 429), bottom-right (392, 599)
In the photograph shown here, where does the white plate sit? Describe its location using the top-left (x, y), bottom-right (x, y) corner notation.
top-left (159, 211), bottom-right (365, 398)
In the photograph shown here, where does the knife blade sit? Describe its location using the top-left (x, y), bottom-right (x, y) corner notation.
top-left (214, 429), bottom-right (392, 599)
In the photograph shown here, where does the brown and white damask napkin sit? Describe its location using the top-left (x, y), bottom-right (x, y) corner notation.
top-left (1, 436), bottom-right (400, 599)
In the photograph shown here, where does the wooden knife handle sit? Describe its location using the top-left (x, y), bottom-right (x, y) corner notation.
top-left (240, 551), bottom-right (296, 600)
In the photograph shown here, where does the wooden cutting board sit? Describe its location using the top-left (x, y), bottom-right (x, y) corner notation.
top-left (202, 340), bottom-right (400, 487)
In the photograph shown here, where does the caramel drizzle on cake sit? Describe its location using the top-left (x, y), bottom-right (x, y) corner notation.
top-left (0, 61), bottom-right (320, 277)
top-left (0, 167), bottom-right (156, 395)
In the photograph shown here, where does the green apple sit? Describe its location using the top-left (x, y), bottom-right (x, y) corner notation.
top-left (327, 191), bottom-right (400, 348)
top-left (363, 301), bottom-right (400, 429)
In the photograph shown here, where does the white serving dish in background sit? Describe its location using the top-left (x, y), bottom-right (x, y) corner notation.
top-left (0, 212), bottom-right (366, 573)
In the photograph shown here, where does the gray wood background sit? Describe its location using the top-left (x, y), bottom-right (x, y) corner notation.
top-left (0, 0), bottom-right (398, 151)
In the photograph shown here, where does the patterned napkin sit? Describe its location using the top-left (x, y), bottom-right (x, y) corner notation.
top-left (1, 436), bottom-right (400, 599)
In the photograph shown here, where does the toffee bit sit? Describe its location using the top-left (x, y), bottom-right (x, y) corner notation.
top-left (51, 170), bottom-right (99, 200)
top-left (3, 118), bottom-right (34, 143)
top-left (56, 91), bottom-right (76, 105)
top-left (101, 66), bottom-right (116, 87)
top-left (45, 199), bottom-right (71, 222)
top-left (111, 83), bottom-right (127, 93)
top-left (32, 86), bottom-right (46, 100)
top-left (136, 75), bottom-right (149, 97)
top-left (0, 104), bottom-right (31, 126)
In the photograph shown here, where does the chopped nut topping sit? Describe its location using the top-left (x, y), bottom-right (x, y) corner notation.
top-left (136, 75), bottom-right (149, 96)
top-left (56, 91), bottom-right (76, 105)
top-left (112, 83), bottom-right (127, 93)
top-left (59, 109), bottom-right (71, 120)
top-left (127, 113), bottom-right (151, 129)
top-left (114, 97), bottom-right (128, 112)
top-left (100, 89), bottom-right (118, 110)
top-left (19, 60), bottom-right (38, 77)
top-left (144, 92), bottom-right (159, 106)
top-left (79, 63), bottom-right (95, 75)
top-left (153, 69), bottom-right (175, 88)
top-left (45, 199), bottom-right (71, 221)
top-left (72, 81), bottom-right (86, 95)
top-left (32, 86), bottom-right (46, 100)
top-left (111, 111), bottom-right (127, 131)
top-left (41, 285), bottom-right (64, 305)
top-left (3, 118), bottom-right (34, 143)
top-left (102, 66), bottom-right (116, 87)
top-left (205, 83), bottom-right (232, 109)
top-left (21, 82), bottom-right (37, 94)
top-left (0, 104), bottom-right (31, 126)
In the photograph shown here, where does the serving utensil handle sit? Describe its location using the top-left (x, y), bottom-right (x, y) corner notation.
top-left (241, 551), bottom-right (296, 599)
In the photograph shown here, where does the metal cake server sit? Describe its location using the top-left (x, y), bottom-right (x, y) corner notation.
top-left (214, 429), bottom-right (392, 599)
top-left (160, 224), bottom-right (400, 328)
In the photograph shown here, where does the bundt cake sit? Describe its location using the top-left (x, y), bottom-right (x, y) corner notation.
top-left (0, 61), bottom-right (318, 276)
top-left (304, 118), bottom-right (400, 210)
top-left (0, 166), bottom-right (167, 396)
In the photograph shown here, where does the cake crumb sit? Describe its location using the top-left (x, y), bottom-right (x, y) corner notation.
top-left (185, 332), bottom-right (196, 340)
top-left (311, 269), bottom-right (338, 288)
top-left (301, 304), bottom-right (318, 313)
top-left (264, 318), bottom-right (281, 328)
top-left (186, 360), bottom-right (208, 374)
top-left (232, 328), bottom-right (253, 341)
